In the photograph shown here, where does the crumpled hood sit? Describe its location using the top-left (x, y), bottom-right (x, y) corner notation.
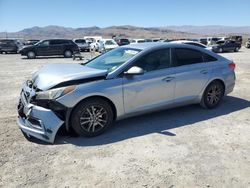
top-left (32, 64), bottom-right (107, 90)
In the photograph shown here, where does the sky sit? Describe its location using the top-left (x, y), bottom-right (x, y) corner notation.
top-left (0, 0), bottom-right (250, 32)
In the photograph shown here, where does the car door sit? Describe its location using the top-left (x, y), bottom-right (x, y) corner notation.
top-left (49, 40), bottom-right (64, 55)
top-left (122, 48), bottom-right (176, 114)
top-left (36, 40), bottom-right (51, 56)
top-left (172, 48), bottom-right (211, 103)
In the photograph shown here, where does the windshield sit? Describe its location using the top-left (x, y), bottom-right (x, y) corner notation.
top-left (105, 40), bottom-right (116, 45)
top-left (85, 47), bottom-right (141, 72)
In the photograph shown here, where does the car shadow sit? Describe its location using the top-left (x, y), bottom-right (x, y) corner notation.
top-left (21, 56), bottom-right (68, 60)
top-left (55, 96), bottom-right (250, 146)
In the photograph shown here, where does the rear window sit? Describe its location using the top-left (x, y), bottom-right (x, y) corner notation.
top-left (186, 42), bottom-right (205, 48)
top-left (202, 53), bottom-right (217, 62)
top-left (120, 39), bottom-right (129, 43)
top-left (174, 48), bottom-right (203, 66)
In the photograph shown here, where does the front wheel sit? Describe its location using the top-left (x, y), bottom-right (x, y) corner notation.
top-left (70, 98), bottom-right (114, 137)
top-left (27, 51), bottom-right (36, 59)
top-left (64, 50), bottom-right (72, 58)
top-left (200, 81), bottom-right (224, 109)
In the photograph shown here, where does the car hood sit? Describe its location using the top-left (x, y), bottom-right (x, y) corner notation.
top-left (32, 64), bottom-right (107, 90)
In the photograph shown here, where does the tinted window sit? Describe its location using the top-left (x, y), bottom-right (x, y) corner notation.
top-left (49, 40), bottom-right (62, 45)
top-left (174, 48), bottom-right (203, 66)
top-left (134, 49), bottom-right (171, 72)
top-left (202, 53), bottom-right (217, 62)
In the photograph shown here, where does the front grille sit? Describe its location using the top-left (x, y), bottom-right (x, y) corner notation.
top-left (17, 99), bottom-right (26, 118)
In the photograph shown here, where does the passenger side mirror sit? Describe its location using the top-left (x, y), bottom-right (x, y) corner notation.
top-left (124, 66), bottom-right (144, 75)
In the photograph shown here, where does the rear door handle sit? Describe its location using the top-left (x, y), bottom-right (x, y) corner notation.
top-left (162, 77), bottom-right (175, 82)
top-left (200, 70), bottom-right (208, 74)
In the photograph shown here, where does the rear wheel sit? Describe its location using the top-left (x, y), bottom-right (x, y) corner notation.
top-left (27, 51), bottom-right (36, 59)
top-left (200, 81), bottom-right (224, 109)
top-left (64, 50), bottom-right (72, 58)
top-left (70, 98), bottom-right (114, 137)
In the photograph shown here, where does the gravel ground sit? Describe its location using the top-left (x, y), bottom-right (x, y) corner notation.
top-left (0, 49), bottom-right (249, 188)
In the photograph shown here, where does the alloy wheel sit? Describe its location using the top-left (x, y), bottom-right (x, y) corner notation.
top-left (79, 105), bottom-right (108, 133)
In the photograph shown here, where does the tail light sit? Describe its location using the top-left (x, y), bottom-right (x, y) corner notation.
top-left (228, 62), bottom-right (236, 70)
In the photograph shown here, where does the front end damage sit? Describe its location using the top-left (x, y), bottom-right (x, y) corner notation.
top-left (17, 81), bottom-right (65, 143)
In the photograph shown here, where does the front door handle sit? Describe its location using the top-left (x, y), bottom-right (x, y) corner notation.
top-left (200, 70), bottom-right (208, 74)
top-left (162, 77), bottom-right (175, 82)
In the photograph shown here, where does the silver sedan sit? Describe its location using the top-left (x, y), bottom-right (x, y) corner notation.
top-left (17, 43), bottom-right (236, 143)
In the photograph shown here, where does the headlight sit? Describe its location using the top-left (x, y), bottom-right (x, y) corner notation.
top-left (35, 85), bottom-right (76, 100)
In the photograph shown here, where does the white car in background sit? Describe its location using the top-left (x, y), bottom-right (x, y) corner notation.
top-left (130, 39), bottom-right (145, 44)
top-left (170, 40), bottom-right (212, 51)
top-left (89, 39), bottom-right (101, 52)
top-left (99, 39), bottom-right (118, 53)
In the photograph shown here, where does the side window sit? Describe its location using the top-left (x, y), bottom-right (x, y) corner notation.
top-left (50, 40), bottom-right (63, 45)
top-left (174, 48), bottom-right (203, 66)
top-left (202, 53), bottom-right (217, 62)
top-left (134, 49), bottom-right (171, 72)
top-left (39, 41), bottom-right (49, 46)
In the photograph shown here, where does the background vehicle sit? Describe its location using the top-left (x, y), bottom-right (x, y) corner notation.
top-left (212, 40), bottom-right (241, 53)
top-left (245, 38), bottom-right (250, 48)
top-left (98, 39), bottom-right (118, 53)
top-left (115, 38), bottom-right (130, 46)
top-left (19, 39), bottom-right (80, 58)
top-left (130, 39), bottom-right (145, 44)
top-left (0, 39), bottom-right (23, 53)
top-left (170, 40), bottom-right (212, 50)
top-left (17, 43), bottom-right (235, 143)
top-left (73, 38), bottom-right (90, 51)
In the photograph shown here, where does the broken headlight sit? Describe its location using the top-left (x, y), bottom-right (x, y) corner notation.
top-left (35, 86), bottom-right (76, 100)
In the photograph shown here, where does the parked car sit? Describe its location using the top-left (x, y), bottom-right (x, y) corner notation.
top-left (130, 39), bottom-right (145, 44)
top-left (0, 39), bottom-right (24, 53)
top-left (200, 37), bottom-right (220, 46)
top-left (212, 40), bottom-right (241, 53)
top-left (73, 39), bottom-right (90, 52)
top-left (170, 40), bottom-right (212, 51)
top-left (89, 39), bottom-right (101, 52)
top-left (98, 39), bottom-right (119, 53)
top-left (19, 39), bottom-right (80, 58)
top-left (24, 40), bottom-right (40, 46)
top-left (115, 38), bottom-right (130, 46)
top-left (229, 35), bottom-right (242, 44)
top-left (245, 38), bottom-right (250, 48)
top-left (17, 43), bottom-right (236, 143)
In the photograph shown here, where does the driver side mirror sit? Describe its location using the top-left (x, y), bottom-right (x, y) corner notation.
top-left (124, 66), bottom-right (144, 75)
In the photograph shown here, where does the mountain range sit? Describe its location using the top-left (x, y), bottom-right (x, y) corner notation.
top-left (0, 25), bottom-right (250, 39)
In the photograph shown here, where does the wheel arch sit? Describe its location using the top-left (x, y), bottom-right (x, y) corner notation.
top-left (66, 95), bottom-right (117, 131)
top-left (201, 78), bottom-right (226, 100)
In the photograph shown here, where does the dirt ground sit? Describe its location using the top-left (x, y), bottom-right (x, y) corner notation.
top-left (0, 49), bottom-right (249, 188)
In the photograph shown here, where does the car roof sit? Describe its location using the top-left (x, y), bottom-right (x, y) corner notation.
top-left (123, 42), bottom-right (197, 50)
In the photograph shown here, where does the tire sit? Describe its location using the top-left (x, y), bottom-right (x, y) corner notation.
top-left (27, 51), bottom-right (36, 59)
top-left (64, 50), bottom-right (72, 58)
top-left (234, 47), bottom-right (239, 52)
top-left (70, 98), bottom-right (114, 137)
top-left (218, 48), bottom-right (223, 53)
top-left (200, 81), bottom-right (224, 109)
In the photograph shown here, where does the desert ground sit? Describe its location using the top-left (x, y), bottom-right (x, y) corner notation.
top-left (0, 49), bottom-right (249, 188)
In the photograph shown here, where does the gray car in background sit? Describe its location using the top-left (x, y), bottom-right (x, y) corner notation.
top-left (17, 43), bottom-right (236, 143)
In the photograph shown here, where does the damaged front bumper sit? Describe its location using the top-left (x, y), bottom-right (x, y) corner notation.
top-left (17, 82), bottom-right (64, 143)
